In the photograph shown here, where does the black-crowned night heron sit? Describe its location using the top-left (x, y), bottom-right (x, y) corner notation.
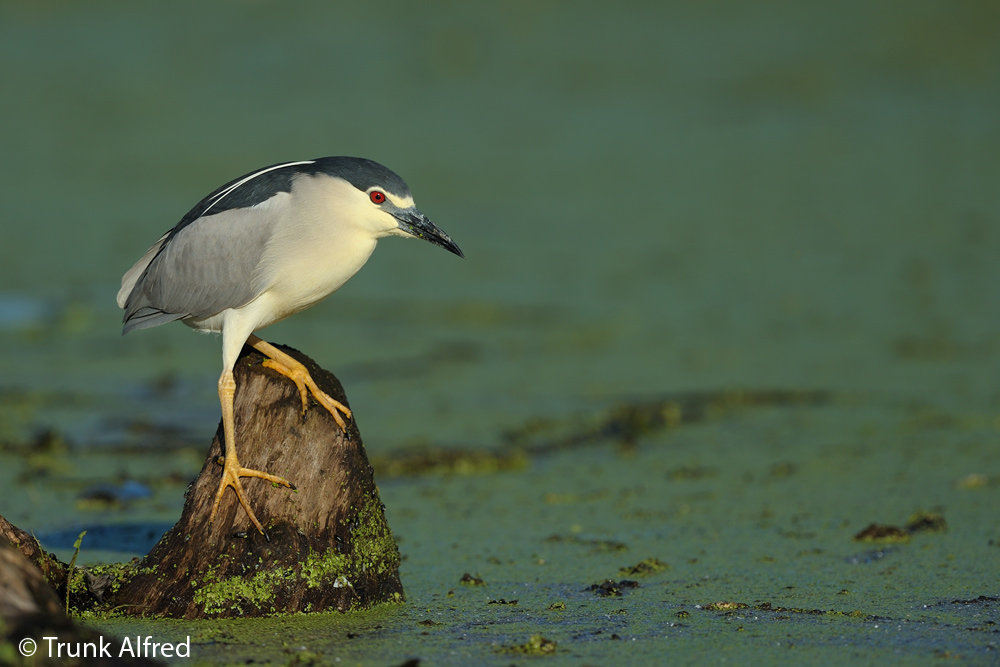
top-left (117, 156), bottom-right (463, 534)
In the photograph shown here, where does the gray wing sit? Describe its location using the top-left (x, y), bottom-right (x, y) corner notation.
top-left (118, 202), bottom-right (282, 334)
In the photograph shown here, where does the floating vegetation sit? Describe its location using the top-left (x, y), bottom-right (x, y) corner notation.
top-left (698, 601), bottom-right (869, 618)
top-left (369, 388), bottom-right (834, 479)
top-left (853, 511), bottom-right (948, 543)
top-left (956, 473), bottom-right (996, 489)
top-left (584, 579), bottom-right (640, 597)
top-left (505, 388), bottom-right (832, 452)
top-left (618, 557), bottom-right (670, 577)
top-left (370, 446), bottom-right (528, 478)
top-left (665, 465), bottom-right (719, 481)
top-left (545, 533), bottom-right (628, 554)
top-left (905, 511), bottom-right (947, 534)
top-left (699, 601), bottom-right (749, 611)
top-left (498, 634), bottom-right (557, 655)
top-left (459, 573), bottom-right (486, 586)
top-left (853, 524), bottom-right (911, 543)
top-left (767, 462), bottom-right (798, 479)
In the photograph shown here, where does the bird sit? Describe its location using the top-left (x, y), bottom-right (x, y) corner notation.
top-left (117, 156), bottom-right (463, 535)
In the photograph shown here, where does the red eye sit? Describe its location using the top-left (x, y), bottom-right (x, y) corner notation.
top-left (370, 191), bottom-right (386, 204)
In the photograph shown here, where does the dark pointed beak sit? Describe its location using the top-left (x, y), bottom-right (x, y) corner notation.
top-left (394, 208), bottom-right (464, 258)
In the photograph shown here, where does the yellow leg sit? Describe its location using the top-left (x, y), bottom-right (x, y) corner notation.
top-left (248, 335), bottom-right (352, 432)
top-left (208, 369), bottom-right (293, 534)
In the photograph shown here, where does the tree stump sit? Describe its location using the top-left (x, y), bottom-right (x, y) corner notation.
top-left (2, 343), bottom-right (403, 620)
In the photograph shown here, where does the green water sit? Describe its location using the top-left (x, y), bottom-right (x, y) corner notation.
top-left (1, 1), bottom-right (999, 664)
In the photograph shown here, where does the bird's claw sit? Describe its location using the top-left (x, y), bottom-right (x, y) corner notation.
top-left (261, 358), bottom-right (352, 432)
top-left (209, 454), bottom-right (292, 535)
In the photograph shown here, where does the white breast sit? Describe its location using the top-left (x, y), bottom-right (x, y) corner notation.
top-left (242, 176), bottom-right (379, 329)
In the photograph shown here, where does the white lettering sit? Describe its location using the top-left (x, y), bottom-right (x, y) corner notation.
top-left (39, 635), bottom-right (186, 660)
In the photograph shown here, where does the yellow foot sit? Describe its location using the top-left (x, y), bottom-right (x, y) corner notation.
top-left (249, 337), bottom-right (352, 432)
top-left (208, 454), bottom-right (293, 534)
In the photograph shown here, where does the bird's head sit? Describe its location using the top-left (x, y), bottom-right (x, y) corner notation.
top-left (316, 157), bottom-right (464, 258)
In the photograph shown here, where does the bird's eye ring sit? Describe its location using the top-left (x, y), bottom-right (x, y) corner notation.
top-left (370, 191), bottom-right (386, 204)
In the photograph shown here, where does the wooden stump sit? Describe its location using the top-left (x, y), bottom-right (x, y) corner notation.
top-left (3, 343), bottom-right (403, 620)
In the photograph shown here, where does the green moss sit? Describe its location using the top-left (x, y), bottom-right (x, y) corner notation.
top-left (193, 564), bottom-right (291, 615)
top-left (346, 495), bottom-right (401, 580)
top-left (188, 497), bottom-right (400, 616)
top-left (300, 549), bottom-right (349, 589)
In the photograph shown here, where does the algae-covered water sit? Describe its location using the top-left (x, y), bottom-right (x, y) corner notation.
top-left (1, 1), bottom-right (999, 664)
